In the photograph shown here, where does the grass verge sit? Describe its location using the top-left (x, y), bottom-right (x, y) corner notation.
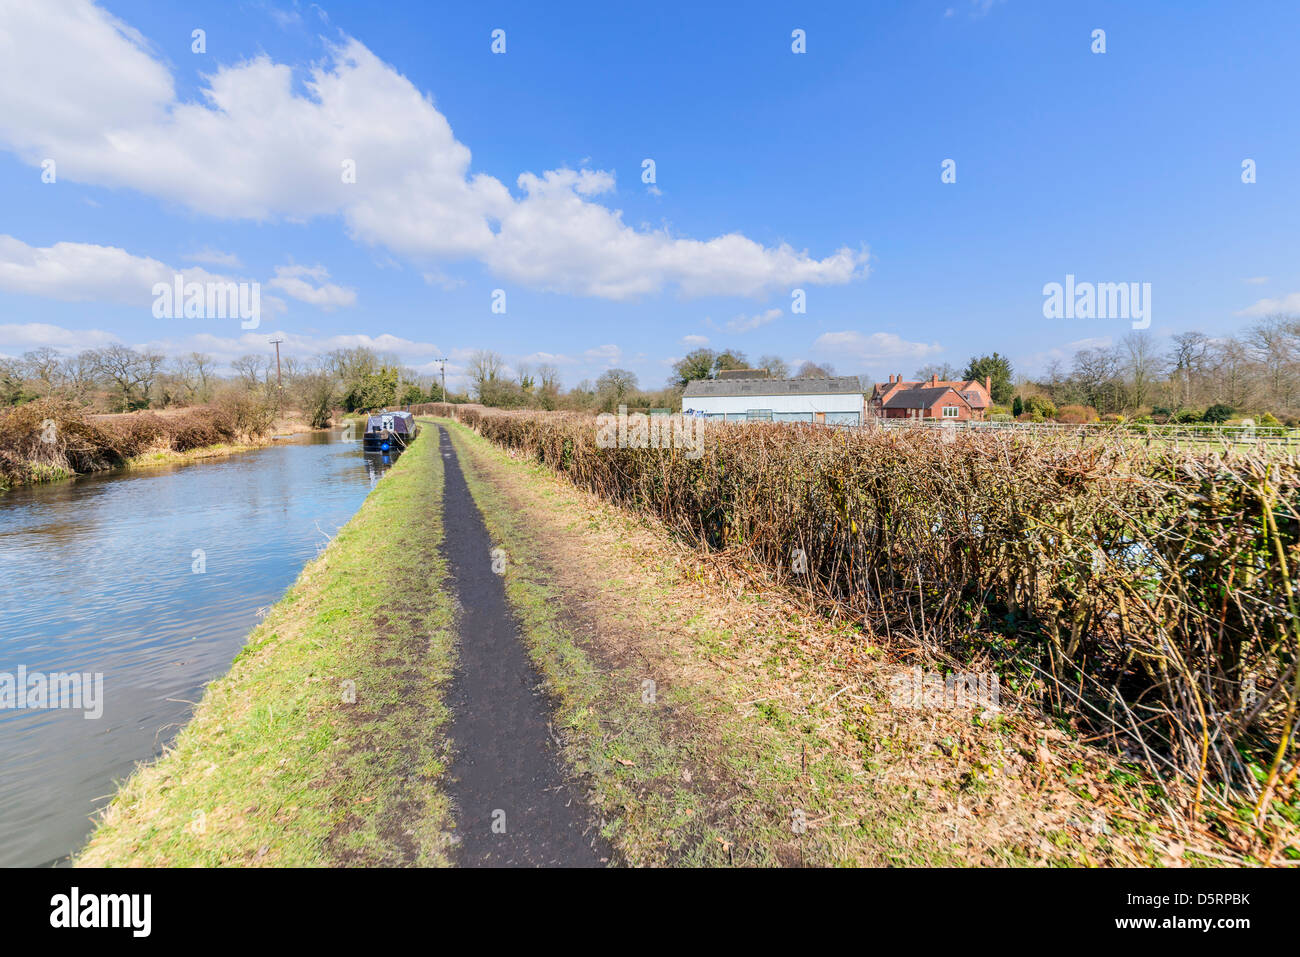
top-left (123, 438), bottom-right (275, 470)
top-left (77, 432), bottom-right (456, 866)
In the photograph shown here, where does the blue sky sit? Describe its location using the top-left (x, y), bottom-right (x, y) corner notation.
top-left (1, 0), bottom-right (1297, 391)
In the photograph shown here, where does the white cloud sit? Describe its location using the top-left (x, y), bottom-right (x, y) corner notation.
top-left (184, 247), bottom-right (243, 268)
top-left (681, 334), bottom-right (710, 346)
top-left (725, 307), bottom-right (782, 333)
top-left (0, 322), bottom-right (121, 354)
top-left (582, 344), bottom-right (623, 366)
top-left (266, 264), bottom-right (357, 308)
top-left (0, 1), bottom-right (867, 301)
top-left (1238, 292), bottom-right (1300, 317)
top-left (0, 234), bottom-right (232, 306)
top-left (968, 0), bottom-right (1005, 18)
top-left (811, 331), bottom-right (941, 363)
top-left (0, 320), bottom-right (449, 372)
top-left (0, 236), bottom-right (361, 325)
top-left (520, 351), bottom-right (576, 366)
top-left (1067, 336), bottom-right (1113, 350)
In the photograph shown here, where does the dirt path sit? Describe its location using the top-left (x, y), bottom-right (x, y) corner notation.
top-left (437, 426), bottom-right (609, 866)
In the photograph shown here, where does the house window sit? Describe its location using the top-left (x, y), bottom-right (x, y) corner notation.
top-left (942, 405), bottom-right (959, 418)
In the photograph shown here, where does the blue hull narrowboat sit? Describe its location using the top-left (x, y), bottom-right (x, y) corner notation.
top-left (362, 410), bottom-right (420, 454)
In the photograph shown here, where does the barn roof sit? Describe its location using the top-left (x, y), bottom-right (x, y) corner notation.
top-left (682, 375), bottom-right (863, 398)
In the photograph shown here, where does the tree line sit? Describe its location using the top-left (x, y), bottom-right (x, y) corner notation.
top-left (0, 345), bottom-right (453, 428)
top-left (8, 314), bottom-right (1297, 426)
top-left (1023, 315), bottom-right (1300, 425)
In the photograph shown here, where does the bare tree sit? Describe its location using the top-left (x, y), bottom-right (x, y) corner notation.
top-left (467, 350), bottom-right (505, 402)
top-left (595, 368), bottom-right (638, 410)
top-left (1208, 336), bottom-right (1254, 410)
top-left (1166, 331), bottom-right (1210, 410)
top-left (1246, 315), bottom-right (1299, 411)
top-left (61, 351), bottom-right (99, 405)
top-left (90, 345), bottom-right (159, 411)
top-left (794, 361), bottom-right (835, 378)
top-left (231, 354), bottom-right (270, 392)
top-left (914, 361), bottom-right (961, 381)
top-left (21, 347), bottom-right (62, 397)
top-left (536, 363), bottom-right (562, 409)
top-left (1121, 331), bottom-right (1159, 410)
top-left (1070, 347), bottom-right (1123, 414)
top-left (186, 352), bottom-right (215, 403)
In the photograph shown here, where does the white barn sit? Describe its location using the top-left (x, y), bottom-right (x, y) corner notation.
top-left (681, 374), bottom-right (866, 426)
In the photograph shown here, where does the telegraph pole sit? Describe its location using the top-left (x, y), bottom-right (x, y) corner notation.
top-left (434, 357), bottom-right (448, 401)
top-left (269, 337), bottom-right (284, 389)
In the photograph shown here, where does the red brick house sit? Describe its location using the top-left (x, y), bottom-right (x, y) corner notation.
top-left (870, 374), bottom-right (992, 421)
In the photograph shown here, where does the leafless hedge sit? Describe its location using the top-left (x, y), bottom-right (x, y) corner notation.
top-left (432, 404), bottom-right (1299, 808)
top-left (0, 399), bottom-right (246, 487)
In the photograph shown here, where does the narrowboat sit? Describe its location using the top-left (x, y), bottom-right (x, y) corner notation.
top-left (362, 410), bottom-right (420, 453)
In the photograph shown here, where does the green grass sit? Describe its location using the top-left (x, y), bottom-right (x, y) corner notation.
top-left (77, 431), bottom-right (457, 867)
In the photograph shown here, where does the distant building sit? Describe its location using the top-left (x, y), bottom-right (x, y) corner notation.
top-left (682, 374), bottom-right (866, 425)
top-left (870, 374), bottom-right (992, 421)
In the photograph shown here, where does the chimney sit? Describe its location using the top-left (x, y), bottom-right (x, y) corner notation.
top-left (930, 373), bottom-right (938, 387)
top-left (984, 376), bottom-right (991, 395)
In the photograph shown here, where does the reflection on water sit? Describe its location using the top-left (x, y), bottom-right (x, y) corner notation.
top-left (0, 430), bottom-right (391, 866)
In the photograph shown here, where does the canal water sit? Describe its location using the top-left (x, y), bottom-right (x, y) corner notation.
top-left (0, 430), bottom-right (391, 867)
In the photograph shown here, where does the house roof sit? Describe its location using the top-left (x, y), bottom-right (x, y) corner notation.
top-left (873, 379), bottom-right (989, 407)
top-left (881, 386), bottom-right (968, 410)
top-left (682, 375), bottom-right (864, 398)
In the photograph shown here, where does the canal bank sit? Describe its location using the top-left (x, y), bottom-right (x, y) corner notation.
top-left (76, 430), bottom-right (456, 866)
top-left (76, 421), bottom-right (616, 867)
top-left (1, 430), bottom-right (392, 867)
top-left (0, 399), bottom-right (341, 493)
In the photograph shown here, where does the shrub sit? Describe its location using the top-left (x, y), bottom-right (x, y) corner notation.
top-left (1204, 403), bottom-right (1234, 424)
top-left (0, 399), bottom-right (116, 484)
top-left (213, 388), bottom-right (276, 439)
top-left (1056, 404), bottom-right (1099, 424)
top-left (1023, 395), bottom-right (1056, 419)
